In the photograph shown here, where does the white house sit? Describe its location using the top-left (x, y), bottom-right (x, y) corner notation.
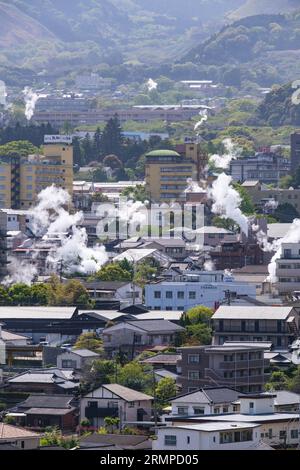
top-left (169, 388), bottom-right (242, 418)
top-left (167, 394), bottom-right (300, 449)
top-left (153, 422), bottom-right (262, 451)
top-left (145, 273), bottom-right (256, 311)
top-left (80, 383), bottom-right (153, 429)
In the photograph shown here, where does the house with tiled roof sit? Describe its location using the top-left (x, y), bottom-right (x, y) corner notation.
top-left (0, 423), bottom-right (40, 450)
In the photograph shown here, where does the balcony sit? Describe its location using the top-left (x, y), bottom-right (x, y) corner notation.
top-left (218, 360), bottom-right (266, 370)
top-left (85, 407), bottom-right (118, 419)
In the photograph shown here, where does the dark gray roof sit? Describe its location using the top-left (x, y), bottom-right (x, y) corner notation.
top-left (142, 237), bottom-right (185, 247)
top-left (69, 349), bottom-right (100, 358)
top-left (126, 320), bottom-right (185, 333)
top-left (79, 434), bottom-right (151, 449)
top-left (173, 387), bottom-right (243, 405)
top-left (141, 353), bottom-right (181, 364)
top-left (270, 390), bottom-right (300, 406)
top-left (19, 395), bottom-right (74, 410)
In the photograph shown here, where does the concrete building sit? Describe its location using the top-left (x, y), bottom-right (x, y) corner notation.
top-left (276, 242), bottom-right (300, 295)
top-left (0, 142), bottom-right (73, 209)
top-left (145, 143), bottom-right (206, 202)
top-left (177, 345), bottom-right (268, 394)
top-left (212, 305), bottom-right (299, 349)
top-left (80, 384), bottom-right (153, 429)
top-left (230, 151), bottom-right (290, 185)
top-left (167, 394), bottom-right (300, 449)
top-left (153, 422), bottom-right (262, 451)
top-left (242, 180), bottom-right (300, 216)
top-left (145, 272), bottom-right (256, 311)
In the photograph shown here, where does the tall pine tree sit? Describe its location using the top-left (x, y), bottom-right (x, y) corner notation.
top-left (100, 115), bottom-right (123, 159)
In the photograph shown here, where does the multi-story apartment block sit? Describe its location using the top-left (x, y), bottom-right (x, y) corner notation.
top-left (0, 142), bottom-right (73, 209)
top-left (230, 151), bottom-right (290, 185)
top-left (276, 242), bottom-right (300, 295)
top-left (242, 180), bottom-right (300, 215)
top-left (177, 345), bottom-right (268, 394)
top-left (145, 143), bottom-right (207, 202)
top-left (212, 306), bottom-right (299, 349)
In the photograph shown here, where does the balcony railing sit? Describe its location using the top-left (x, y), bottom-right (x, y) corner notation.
top-left (85, 407), bottom-right (118, 419)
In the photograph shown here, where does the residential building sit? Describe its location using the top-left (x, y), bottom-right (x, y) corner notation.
top-left (7, 368), bottom-right (79, 394)
top-left (212, 306), bottom-right (299, 349)
top-left (230, 151), bottom-right (290, 185)
top-left (102, 320), bottom-right (185, 359)
top-left (169, 387), bottom-right (243, 417)
top-left (276, 242), bottom-right (300, 295)
top-left (57, 349), bottom-right (100, 370)
top-left (177, 345), bottom-right (268, 394)
top-left (210, 240), bottom-right (264, 270)
top-left (167, 394), bottom-right (300, 449)
top-left (0, 423), bottom-right (40, 450)
top-left (291, 132), bottom-right (300, 172)
top-left (241, 180), bottom-right (300, 215)
top-left (145, 272), bottom-right (256, 311)
top-left (5, 395), bottom-right (79, 432)
top-left (140, 353), bottom-right (181, 372)
top-left (80, 384), bottom-right (153, 429)
top-left (0, 141), bottom-right (73, 209)
top-left (81, 281), bottom-right (143, 307)
top-left (153, 422), bottom-right (262, 451)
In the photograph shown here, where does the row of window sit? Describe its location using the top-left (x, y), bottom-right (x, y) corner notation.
top-left (154, 291), bottom-right (196, 300)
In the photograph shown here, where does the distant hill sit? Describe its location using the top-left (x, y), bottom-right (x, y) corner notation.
top-left (182, 12), bottom-right (300, 88)
top-left (254, 83), bottom-right (300, 126)
top-left (0, 0), bottom-right (246, 75)
top-left (229, 0), bottom-right (300, 20)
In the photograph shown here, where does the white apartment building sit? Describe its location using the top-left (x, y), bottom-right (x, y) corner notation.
top-left (145, 273), bottom-right (256, 310)
top-left (276, 242), bottom-right (300, 295)
top-left (153, 422), bottom-right (261, 451)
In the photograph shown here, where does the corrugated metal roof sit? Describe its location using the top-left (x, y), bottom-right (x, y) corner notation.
top-left (213, 306), bottom-right (294, 320)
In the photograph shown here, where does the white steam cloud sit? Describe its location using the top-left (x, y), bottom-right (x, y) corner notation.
top-left (209, 138), bottom-right (241, 170)
top-left (146, 78), bottom-right (158, 92)
top-left (194, 109), bottom-right (208, 132)
top-left (204, 259), bottom-right (215, 271)
top-left (208, 173), bottom-right (249, 236)
top-left (4, 185), bottom-right (108, 285)
top-left (22, 87), bottom-right (45, 120)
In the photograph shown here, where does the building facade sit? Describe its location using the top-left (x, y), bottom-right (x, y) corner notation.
top-left (276, 242), bottom-right (300, 295)
top-left (177, 345), bottom-right (269, 394)
top-left (0, 142), bottom-right (73, 209)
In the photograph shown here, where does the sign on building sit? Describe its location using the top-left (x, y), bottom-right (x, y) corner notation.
top-left (44, 135), bottom-right (73, 144)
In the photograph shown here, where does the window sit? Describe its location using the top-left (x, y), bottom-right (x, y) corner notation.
top-left (177, 291), bottom-right (184, 299)
top-left (189, 291), bottom-right (196, 300)
top-left (128, 402), bottom-right (135, 408)
top-left (291, 430), bottom-right (298, 439)
top-left (154, 291), bottom-right (161, 299)
top-left (87, 401), bottom-right (98, 408)
top-left (21, 441), bottom-right (25, 449)
top-left (279, 430), bottom-right (287, 440)
top-left (214, 407), bottom-right (220, 414)
top-left (188, 354), bottom-right (200, 364)
top-left (166, 291), bottom-right (173, 299)
top-left (223, 406), bottom-right (229, 413)
top-left (187, 436), bottom-right (190, 444)
top-left (188, 370), bottom-right (200, 380)
top-left (62, 359), bottom-right (76, 368)
top-left (268, 429), bottom-right (273, 439)
top-left (193, 407), bottom-right (205, 415)
top-left (177, 407), bottom-right (188, 415)
top-left (164, 435), bottom-right (177, 446)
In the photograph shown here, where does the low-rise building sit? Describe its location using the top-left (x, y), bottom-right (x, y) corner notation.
top-left (0, 423), bottom-right (40, 450)
top-left (7, 368), bottom-right (79, 394)
top-left (275, 242), bottom-right (300, 295)
top-left (102, 320), bottom-right (185, 359)
top-left (145, 272), bottom-right (256, 311)
top-left (80, 384), bottom-right (153, 429)
top-left (153, 422), bottom-right (262, 451)
top-left (212, 305), bottom-right (299, 349)
top-left (57, 349), bottom-right (100, 370)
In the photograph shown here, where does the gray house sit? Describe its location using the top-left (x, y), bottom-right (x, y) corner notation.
top-left (57, 349), bottom-right (100, 370)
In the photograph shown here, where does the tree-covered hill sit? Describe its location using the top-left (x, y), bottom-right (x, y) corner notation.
top-left (254, 83), bottom-right (300, 126)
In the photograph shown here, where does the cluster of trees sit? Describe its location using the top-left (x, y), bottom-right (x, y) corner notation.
top-left (91, 259), bottom-right (159, 288)
top-left (0, 123), bottom-right (57, 147)
top-left (73, 116), bottom-right (173, 180)
top-left (265, 366), bottom-right (300, 394)
top-left (0, 276), bottom-right (92, 308)
top-left (179, 306), bottom-right (214, 345)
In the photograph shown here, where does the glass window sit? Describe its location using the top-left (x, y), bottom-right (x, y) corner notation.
top-left (166, 291), bottom-right (173, 299)
top-left (188, 370), bottom-right (200, 380)
top-left (291, 430), bottom-right (298, 439)
top-left (164, 435), bottom-right (177, 446)
top-left (154, 291), bottom-right (161, 299)
top-left (177, 407), bottom-right (188, 415)
top-left (188, 354), bottom-right (200, 364)
top-left (177, 291), bottom-right (184, 299)
top-left (189, 291), bottom-right (196, 299)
